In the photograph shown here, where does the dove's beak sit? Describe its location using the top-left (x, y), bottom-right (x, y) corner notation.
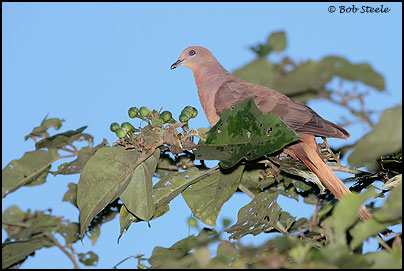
top-left (170, 59), bottom-right (184, 70)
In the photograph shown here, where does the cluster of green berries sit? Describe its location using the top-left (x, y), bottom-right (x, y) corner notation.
top-left (110, 106), bottom-right (198, 139)
top-left (179, 106), bottom-right (198, 123)
top-left (110, 121), bottom-right (134, 139)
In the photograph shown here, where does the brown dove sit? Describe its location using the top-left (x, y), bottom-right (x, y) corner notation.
top-left (171, 46), bottom-right (371, 221)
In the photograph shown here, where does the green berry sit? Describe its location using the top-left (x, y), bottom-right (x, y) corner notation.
top-left (181, 106), bottom-right (194, 118)
top-left (191, 107), bottom-right (198, 118)
top-left (128, 107), bottom-right (138, 118)
top-left (139, 106), bottom-right (150, 117)
top-left (160, 111), bottom-right (172, 123)
top-left (115, 128), bottom-right (127, 138)
top-left (110, 122), bottom-right (120, 132)
top-left (179, 113), bottom-right (190, 123)
top-left (121, 122), bottom-right (134, 132)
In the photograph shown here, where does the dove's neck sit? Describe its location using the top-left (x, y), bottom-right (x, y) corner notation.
top-left (191, 62), bottom-right (234, 126)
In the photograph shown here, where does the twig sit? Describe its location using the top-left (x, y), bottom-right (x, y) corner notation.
top-left (237, 183), bottom-right (256, 199)
top-left (376, 233), bottom-right (392, 252)
top-left (2, 221), bottom-right (31, 228)
top-left (328, 91), bottom-right (374, 127)
top-left (111, 255), bottom-right (137, 269)
top-left (59, 154), bottom-right (77, 159)
top-left (60, 146), bottom-right (75, 153)
top-left (321, 138), bottom-right (341, 165)
top-left (327, 164), bottom-right (367, 175)
top-left (47, 234), bottom-right (80, 269)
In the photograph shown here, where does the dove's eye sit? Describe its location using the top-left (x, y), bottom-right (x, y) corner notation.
top-left (189, 50), bottom-right (196, 56)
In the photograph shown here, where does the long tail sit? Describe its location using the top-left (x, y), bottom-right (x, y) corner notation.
top-left (286, 134), bottom-right (372, 221)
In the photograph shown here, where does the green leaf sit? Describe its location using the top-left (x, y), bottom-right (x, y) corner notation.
top-left (152, 167), bottom-right (210, 211)
top-left (148, 229), bottom-right (218, 269)
top-left (148, 235), bottom-right (197, 269)
top-left (62, 183), bottom-right (77, 207)
top-left (57, 222), bottom-right (80, 244)
top-left (19, 213), bottom-right (61, 238)
top-left (225, 191), bottom-right (282, 239)
top-left (87, 225), bottom-right (101, 246)
top-left (239, 163), bottom-right (272, 194)
top-left (232, 58), bottom-right (283, 89)
top-left (266, 31), bottom-right (287, 52)
top-left (332, 188), bottom-right (377, 243)
top-left (278, 211), bottom-right (296, 232)
top-left (78, 251), bottom-right (98, 266)
top-left (321, 56), bottom-right (385, 91)
top-left (2, 236), bottom-right (54, 269)
top-left (271, 60), bottom-right (333, 99)
top-left (194, 98), bottom-right (300, 169)
top-left (35, 126), bottom-right (88, 149)
top-left (24, 115), bottom-right (65, 141)
top-left (270, 157), bottom-right (326, 193)
top-left (182, 165), bottom-right (245, 226)
top-left (348, 105), bottom-right (402, 169)
top-left (373, 182), bottom-right (402, 222)
top-left (77, 147), bottom-right (142, 238)
top-left (2, 149), bottom-right (60, 197)
top-left (119, 149), bottom-right (160, 221)
top-left (52, 140), bottom-right (108, 176)
top-left (364, 250), bottom-right (402, 269)
top-left (23, 166), bottom-right (50, 187)
top-left (349, 183), bottom-right (402, 249)
top-left (2, 206), bottom-right (27, 236)
top-left (118, 204), bottom-right (137, 243)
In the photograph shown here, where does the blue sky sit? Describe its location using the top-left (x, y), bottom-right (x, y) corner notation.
top-left (2, 2), bottom-right (402, 268)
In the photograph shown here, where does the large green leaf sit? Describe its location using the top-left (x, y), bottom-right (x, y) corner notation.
top-left (348, 105), bottom-right (402, 169)
top-left (182, 165), bottom-right (245, 226)
top-left (77, 147), bottom-right (144, 238)
top-left (2, 149), bottom-right (60, 197)
top-left (193, 98), bottom-right (300, 169)
top-left (119, 149), bottom-right (160, 221)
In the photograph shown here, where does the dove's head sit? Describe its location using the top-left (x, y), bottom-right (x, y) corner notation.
top-left (171, 46), bottom-right (218, 71)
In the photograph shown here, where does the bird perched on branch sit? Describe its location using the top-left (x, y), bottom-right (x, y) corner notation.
top-left (171, 46), bottom-right (371, 221)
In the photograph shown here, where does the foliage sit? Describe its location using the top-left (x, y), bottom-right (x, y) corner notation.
top-left (2, 31), bottom-right (402, 269)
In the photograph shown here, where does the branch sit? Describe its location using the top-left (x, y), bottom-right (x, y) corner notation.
top-left (328, 89), bottom-right (375, 127)
top-left (327, 164), bottom-right (367, 175)
top-left (46, 234), bottom-right (80, 269)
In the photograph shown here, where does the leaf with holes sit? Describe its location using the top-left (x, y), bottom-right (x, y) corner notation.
top-left (225, 191), bottom-right (282, 239)
top-left (193, 98), bottom-right (300, 169)
top-left (182, 165), bottom-right (245, 226)
top-left (2, 149), bottom-right (60, 198)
